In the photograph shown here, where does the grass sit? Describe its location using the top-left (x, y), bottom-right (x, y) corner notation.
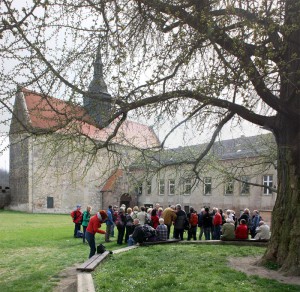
top-left (0, 210), bottom-right (120, 291)
top-left (0, 211), bottom-right (299, 292)
top-left (94, 245), bottom-right (300, 292)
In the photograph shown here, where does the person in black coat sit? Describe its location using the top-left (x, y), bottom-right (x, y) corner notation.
top-left (174, 204), bottom-right (188, 240)
top-left (203, 207), bottom-right (213, 240)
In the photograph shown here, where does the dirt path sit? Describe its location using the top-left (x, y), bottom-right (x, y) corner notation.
top-left (228, 256), bottom-right (300, 286)
top-left (52, 265), bottom-right (78, 292)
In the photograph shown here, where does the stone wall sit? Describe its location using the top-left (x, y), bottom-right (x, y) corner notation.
top-left (9, 134), bottom-right (30, 211)
top-left (133, 156), bottom-right (277, 214)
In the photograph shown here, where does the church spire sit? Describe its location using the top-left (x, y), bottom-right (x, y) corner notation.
top-left (84, 40), bottom-right (113, 128)
top-left (88, 42), bottom-right (108, 94)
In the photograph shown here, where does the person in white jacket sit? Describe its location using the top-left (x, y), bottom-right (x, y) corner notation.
top-left (254, 221), bottom-right (270, 240)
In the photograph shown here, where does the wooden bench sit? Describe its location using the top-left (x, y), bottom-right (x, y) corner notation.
top-left (180, 239), bottom-right (269, 247)
top-left (77, 251), bottom-right (110, 272)
top-left (141, 238), bottom-right (181, 246)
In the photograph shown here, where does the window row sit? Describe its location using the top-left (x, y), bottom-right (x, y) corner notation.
top-left (141, 175), bottom-right (274, 196)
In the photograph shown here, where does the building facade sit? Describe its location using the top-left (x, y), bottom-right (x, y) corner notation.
top-left (8, 48), bottom-right (277, 218)
top-left (127, 134), bottom-right (277, 223)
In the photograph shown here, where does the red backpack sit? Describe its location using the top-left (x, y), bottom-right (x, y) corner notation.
top-left (190, 213), bottom-right (198, 226)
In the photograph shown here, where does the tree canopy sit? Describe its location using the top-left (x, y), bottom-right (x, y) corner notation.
top-left (1, 0), bottom-right (300, 275)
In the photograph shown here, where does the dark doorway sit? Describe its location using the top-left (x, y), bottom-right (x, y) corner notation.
top-left (120, 193), bottom-right (132, 208)
top-left (184, 205), bottom-right (190, 214)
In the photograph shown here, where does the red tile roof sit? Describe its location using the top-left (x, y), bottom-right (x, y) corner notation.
top-left (21, 88), bottom-right (160, 148)
top-left (101, 169), bottom-right (123, 192)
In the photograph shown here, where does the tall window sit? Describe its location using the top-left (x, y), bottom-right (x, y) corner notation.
top-left (241, 176), bottom-right (250, 194)
top-left (168, 179), bottom-right (175, 195)
top-left (136, 185), bottom-right (143, 195)
top-left (159, 179), bottom-right (165, 195)
top-left (225, 180), bottom-right (234, 195)
top-left (184, 179), bottom-right (192, 195)
top-left (147, 181), bottom-right (152, 195)
top-left (47, 197), bottom-right (54, 208)
top-left (263, 175), bottom-right (273, 195)
top-left (204, 177), bottom-right (212, 195)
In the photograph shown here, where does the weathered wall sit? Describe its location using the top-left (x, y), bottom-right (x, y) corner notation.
top-left (9, 134), bottom-right (30, 211)
top-left (134, 156), bottom-right (277, 215)
top-left (9, 133), bottom-right (141, 214)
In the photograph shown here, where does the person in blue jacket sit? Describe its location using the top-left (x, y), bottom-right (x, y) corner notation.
top-left (105, 205), bottom-right (114, 242)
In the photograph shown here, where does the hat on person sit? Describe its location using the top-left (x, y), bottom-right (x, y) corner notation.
top-left (76, 204), bottom-right (81, 208)
top-left (99, 210), bottom-right (108, 221)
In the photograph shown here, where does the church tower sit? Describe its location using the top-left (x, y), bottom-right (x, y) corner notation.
top-left (84, 44), bottom-right (113, 128)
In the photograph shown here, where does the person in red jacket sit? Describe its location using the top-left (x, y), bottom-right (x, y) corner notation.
top-left (213, 208), bottom-right (223, 240)
top-left (71, 205), bottom-right (82, 238)
top-left (86, 210), bottom-right (108, 258)
top-left (235, 219), bottom-right (249, 239)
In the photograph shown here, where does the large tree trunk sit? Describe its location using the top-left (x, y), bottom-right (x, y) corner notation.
top-left (261, 0), bottom-right (300, 276)
top-left (262, 125), bottom-right (300, 276)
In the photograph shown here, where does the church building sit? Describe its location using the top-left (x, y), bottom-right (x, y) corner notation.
top-left (8, 47), bottom-right (277, 220)
top-left (9, 46), bottom-right (159, 213)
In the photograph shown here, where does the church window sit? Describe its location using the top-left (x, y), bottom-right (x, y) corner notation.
top-left (147, 181), bottom-right (152, 195)
top-left (263, 175), bottom-right (273, 195)
top-left (184, 179), bottom-right (192, 195)
top-left (225, 180), bottom-right (234, 195)
top-left (241, 176), bottom-right (250, 194)
top-left (159, 180), bottom-right (165, 195)
top-left (168, 179), bottom-right (175, 195)
top-left (204, 177), bottom-right (212, 195)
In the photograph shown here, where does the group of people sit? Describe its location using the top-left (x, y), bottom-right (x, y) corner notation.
top-left (199, 207), bottom-right (270, 241)
top-left (106, 204), bottom-right (172, 245)
top-left (71, 204), bottom-right (271, 258)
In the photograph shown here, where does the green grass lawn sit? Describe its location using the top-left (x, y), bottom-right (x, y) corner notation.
top-left (94, 244), bottom-right (299, 292)
top-left (0, 210), bottom-right (112, 291)
top-left (0, 211), bottom-right (299, 292)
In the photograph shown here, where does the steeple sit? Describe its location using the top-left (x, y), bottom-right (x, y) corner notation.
top-left (88, 44), bottom-right (108, 94)
top-left (84, 42), bottom-right (113, 128)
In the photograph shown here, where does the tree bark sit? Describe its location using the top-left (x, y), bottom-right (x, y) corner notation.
top-left (262, 121), bottom-right (300, 275)
top-left (261, 0), bottom-right (300, 275)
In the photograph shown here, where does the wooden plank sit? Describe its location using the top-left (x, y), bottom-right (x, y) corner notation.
top-left (77, 254), bottom-right (101, 270)
top-left (112, 245), bottom-right (139, 254)
top-left (180, 240), bottom-right (268, 247)
top-left (84, 251), bottom-right (110, 272)
top-left (77, 273), bottom-right (95, 292)
top-left (77, 251), bottom-right (110, 272)
top-left (141, 239), bottom-right (181, 246)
